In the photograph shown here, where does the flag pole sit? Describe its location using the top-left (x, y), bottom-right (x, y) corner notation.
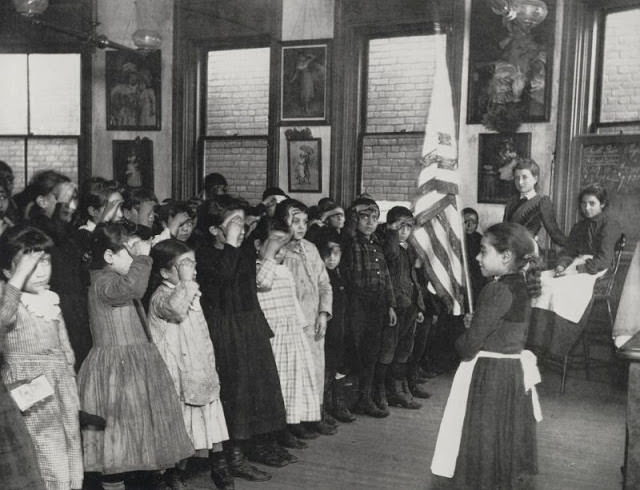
top-left (431, 0), bottom-right (473, 314)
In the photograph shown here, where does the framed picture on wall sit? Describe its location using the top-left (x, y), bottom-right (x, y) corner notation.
top-left (466, 0), bottom-right (555, 130)
top-left (477, 132), bottom-right (531, 204)
top-left (106, 50), bottom-right (161, 130)
top-left (288, 138), bottom-right (322, 193)
top-left (281, 41), bottom-right (330, 123)
top-left (112, 137), bottom-right (154, 190)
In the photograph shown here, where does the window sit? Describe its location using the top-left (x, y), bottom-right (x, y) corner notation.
top-left (360, 34), bottom-right (436, 202)
top-left (0, 53), bottom-right (81, 190)
top-left (594, 7), bottom-right (640, 133)
top-left (203, 47), bottom-right (271, 203)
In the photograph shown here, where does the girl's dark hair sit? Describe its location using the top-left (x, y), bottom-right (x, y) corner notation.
top-left (462, 207), bottom-right (479, 219)
top-left (578, 183), bottom-right (608, 209)
top-left (197, 195), bottom-right (247, 234)
top-left (89, 222), bottom-right (130, 270)
top-left (77, 177), bottom-right (121, 224)
top-left (157, 200), bottom-right (195, 225)
top-left (0, 225), bottom-right (54, 272)
top-left (24, 170), bottom-right (70, 219)
top-left (274, 198), bottom-right (308, 226)
top-left (144, 238), bottom-right (193, 311)
top-left (249, 216), bottom-right (289, 244)
top-left (122, 187), bottom-right (157, 211)
top-left (485, 222), bottom-right (541, 297)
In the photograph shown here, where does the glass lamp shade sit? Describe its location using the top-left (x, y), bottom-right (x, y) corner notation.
top-left (12, 0), bottom-right (49, 16)
top-left (132, 29), bottom-right (162, 50)
top-left (512, 0), bottom-right (548, 29)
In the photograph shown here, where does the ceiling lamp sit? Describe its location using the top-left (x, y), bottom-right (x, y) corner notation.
top-left (132, 0), bottom-right (162, 51)
top-left (488, 0), bottom-right (548, 29)
top-left (12, 0), bottom-right (48, 16)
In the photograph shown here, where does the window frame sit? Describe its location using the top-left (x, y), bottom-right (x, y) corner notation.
top-left (591, 4), bottom-right (640, 131)
top-left (197, 37), bottom-right (276, 196)
top-left (0, 49), bottom-right (90, 186)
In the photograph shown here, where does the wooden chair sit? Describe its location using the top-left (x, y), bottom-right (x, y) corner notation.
top-left (559, 234), bottom-right (627, 393)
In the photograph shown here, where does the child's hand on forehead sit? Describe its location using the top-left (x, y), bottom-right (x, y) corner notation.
top-left (263, 230), bottom-right (293, 259)
top-left (125, 236), bottom-right (151, 257)
top-left (221, 211), bottom-right (245, 247)
top-left (54, 181), bottom-right (77, 204)
top-left (99, 198), bottom-right (123, 224)
top-left (8, 250), bottom-right (47, 290)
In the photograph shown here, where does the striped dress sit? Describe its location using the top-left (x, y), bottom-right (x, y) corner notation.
top-left (257, 259), bottom-right (321, 424)
top-left (148, 281), bottom-right (229, 453)
top-left (77, 256), bottom-right (194, 474)
top-left (0, 284), bottom-right (83, 490)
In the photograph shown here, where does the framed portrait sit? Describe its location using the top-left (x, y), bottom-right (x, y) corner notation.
top-left (106, 50), bottom-right (161, 130)
top-left (287, 138), bottom-right (322, 193)
top-left (466, 0), bottom-right (555, 129)
top-left (281, 41), bottom-right (330, 123)
top-left (477, 133), bottom-right (531, 204)
top-left (112, 137), bottom-right (154, 191)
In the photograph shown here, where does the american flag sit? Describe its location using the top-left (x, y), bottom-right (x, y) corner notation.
top-left (409, 27), bottom-right (470, 315)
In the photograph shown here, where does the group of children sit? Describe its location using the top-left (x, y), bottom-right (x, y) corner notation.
top-left (0, 158), bottom-right (621, 490)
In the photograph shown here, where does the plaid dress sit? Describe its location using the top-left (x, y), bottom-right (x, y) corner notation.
top-left (0, 284), bottom-right (83, 490)
top-left (257, 259), bottom-right (321, 424)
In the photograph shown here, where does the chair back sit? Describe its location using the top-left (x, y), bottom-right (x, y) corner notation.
top-left (600, 233), bottom-right (626, 297)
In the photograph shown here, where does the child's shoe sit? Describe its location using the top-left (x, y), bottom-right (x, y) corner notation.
top-left (279, 427), bottom-right (308, 449)
top-left (304, 420), bottom-right (337, 436)
top-left (210, 451), bottom-right (235, 490)
top-left (331, 377), bottom-right (357, 422)
top-left (227, 446), bottom-right (271, 482)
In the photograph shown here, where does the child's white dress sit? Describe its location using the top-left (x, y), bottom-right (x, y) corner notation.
top-left (257, 259), bottom-right (321, 424)
top-left (148, 281), bottom-right (228, 452)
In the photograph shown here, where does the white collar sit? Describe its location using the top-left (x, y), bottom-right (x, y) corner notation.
top-left (520, 190), bottom-right (537, 200)
top-left (21, 290), bottom-right (61, 321)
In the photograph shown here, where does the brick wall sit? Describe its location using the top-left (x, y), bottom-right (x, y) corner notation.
top-left (601, 9), bottom-right (640, 122)
top-left (0, 137), bottom-right (77, 193)
top-left (366, 35), bottom-right (436, 133)
top-left (206, 48), bottom-right (270, 136)
top-left (361, 134), bottom-right (422, 202)
top-left (204, 139), bottom-right (268, 204)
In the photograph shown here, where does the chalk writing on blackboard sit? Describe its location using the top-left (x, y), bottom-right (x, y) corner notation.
top-left (580, 142), bottom-right (640, 194)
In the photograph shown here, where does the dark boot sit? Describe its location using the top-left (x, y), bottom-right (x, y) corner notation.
top-left (323, 371), bottom-right (338, 426)
top-left (390, 363), bottom-right (422, 409)
top-left (279, 427), bottom-right (307, 449)
top-left (354, 365), bottom-right (389, 418)
top-left (331, 377), bottom-right (356, 422)
top-left (407, 377), bottom-right (431, 399)
top-left (210, 450), bottom-right (234, 490)
top-left (165, 467), bottom-right (187, 490)
top-left (408, 360), bottom-right (432, 399)
top-left (304, 418), bottom-right (337, 436)
top-left (226, 445), bottom-right (271, 482)
top-left (288, 423), bottom-right (319, 440)
top-left (373, 363), bottom-right (390, 415)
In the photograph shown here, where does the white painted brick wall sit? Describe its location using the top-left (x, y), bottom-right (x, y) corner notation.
top-left (601, 9), bottom-right (640, 122)
top-left (204, 139), bottom-right (268, 204)
top-left (206, 48), bottom-right (270, 136)
top-left (361, 134), bottom-right (423, 201)
top-left (366, 35), bottom-right (436, 133)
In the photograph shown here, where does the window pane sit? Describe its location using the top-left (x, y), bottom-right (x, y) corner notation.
top-left (366, 35), bottom-right (436, 133)
top-left (29, 54), bottom-right (81, 135)
top-left (361, 134), bottom-right (422, 201)
top-left (206, 48), bottom-right (270, 136)
top-left (203, 139), bottom-right (267, 203)
top-left (0, 55), bottom-right (28, 135)
top-left (600, 9), bottom-right (640, 123)
top-left (0, 138), bottom-right (26, 193)
top-left (27, 138), bottom-right (78, 183)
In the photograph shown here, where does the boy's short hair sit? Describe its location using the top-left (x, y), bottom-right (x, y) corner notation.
top-left (462, 207), bottom-right (479, 220)
top-left (350, 197), bottom-right (379, 216)
top-left (262, 187), bottom-right (288, 201)
top-left (204, 172), bottom-right (227, 189)
top-left (313, 227), bottom-right (342, 259)
top-left (386, 206), bottom-right (413, 224)
top-left (122, 187), bottom-right (157, 210)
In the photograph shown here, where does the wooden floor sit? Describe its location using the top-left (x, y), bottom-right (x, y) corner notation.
top-left (178, 365), bottom-right (627, 490)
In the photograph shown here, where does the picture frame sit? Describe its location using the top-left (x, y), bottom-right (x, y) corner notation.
top-left (112, 137), bottom-right (154, 191)
top-left (281, 41), bottom-right (330, 123)
top-left (466, 0), bottom-right (555, 130)
top-left (477, 132), bottom-right (531, 204)
top-left (106, 50), bottom-right (161, 130)
top-left (287, 137), bottom-right (322, 193)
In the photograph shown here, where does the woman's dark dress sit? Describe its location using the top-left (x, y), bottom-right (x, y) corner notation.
top-left (326, 267), bottom-right (347, 372)
top-left (452, 273), bottom-right (537, 490)
top-left (195, 239), bottom-right (286, 440)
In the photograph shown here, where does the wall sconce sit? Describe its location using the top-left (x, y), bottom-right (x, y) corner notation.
top-left (489, 0), bottom-right (548, 29)
top-left (12, 0), bottom-right (162, 53)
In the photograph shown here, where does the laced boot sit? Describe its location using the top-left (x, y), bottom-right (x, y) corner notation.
top-left (331, 376), bottom-right (356, 422)
top-left (210, 450), bottom-right (234, 490)
top-left (372, 363), bottom-right (390, 416)
top-left (390, 363), bottom-right (422, 409)
top-left (354, 365), bottom-right (389, 418)
top-left (407, 362), bottom-right (432, 399)
top-left (226, 444), bottom-right (271, 482)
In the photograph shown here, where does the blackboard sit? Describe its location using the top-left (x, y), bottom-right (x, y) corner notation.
top-left (576, 134), bottom-right (640, 249)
